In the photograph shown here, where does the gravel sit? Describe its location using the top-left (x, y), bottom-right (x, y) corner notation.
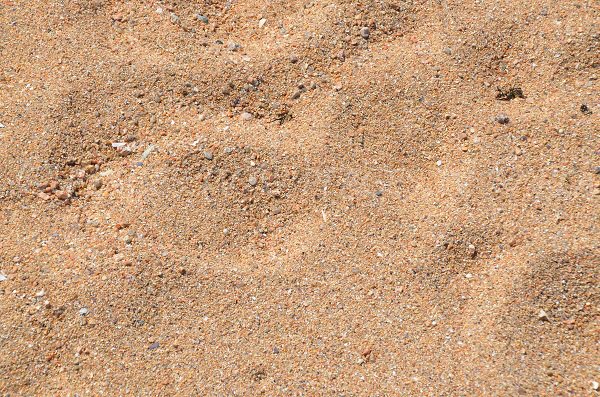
top-left (248, 176), bottom-right (258, 186)
top-left (496, 114), bottom-right (510, 124)
top-left (196, 14), bottom-right (209, 23)
top-left (79, 308), bottom-right (89, 316)
top-left (360, 27), bottom-right (370, 39)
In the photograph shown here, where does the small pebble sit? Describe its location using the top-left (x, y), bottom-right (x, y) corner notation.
top-left (538, 309), bottom-right (549, 321)
top-left (273, 346), bottom-right (280, 354)
top-left (360, 27), bottom-right (370, 39)
top-left (79, 308), bottom-right (89, 316)
top-left (592, 381), bottom-right (599, 391)
top-left (55, 190), bottom-right (69, 200)
top-left (258, 18), bottom-right (267, 28)
top-left (248, 176), bottom-right (258, 186)
top-left (204, 151), bottom-right (213, 160)
top-left (496, 114), bottom-right (510, 124)
top-left (436, 160), bottom-right (442, 167)
top-left (227, 42), bottom-right (241, 52)
top-left (148, 342), bottom-right (160, 350)
top-left (0, 273), bottom-right (7, 282)
top-left (467, 244), bottom-right (477, 258)
top-left (196, 14), bottom-right (209, 23)
top-left (375, 190), bottom-right (383, 197)
top-left (36, 290), bottom-right (45, 297)
top-left (170, 13), bottom-right (180, 24)
top-left (240, 112), bottom-right (253, 121)
top-left (289, 55), bottom-right (299, 64)
top-left (291, 90), bottom-right (302, 99)
top-left (593, 166), bottom-right (600, 175)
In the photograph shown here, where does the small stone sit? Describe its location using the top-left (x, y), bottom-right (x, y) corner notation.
top-left (289, 55), bottom-right (299, 64)
top-left (360, 27), bottom-right (370, 39)
top-left (170, 13), bottom-right (180, 24)
top-left (196, 14), bottom-right (209, 23)
top-left (467, 244), bottom-right (477, 258)
top-left (592, 381), bottom-right (599, 391)
top-left (93, 179), bottom-right (103, 190)
top-left (240, 112), bottom-right (253, 121)
top-left (124, 235), bottom-right (133, 244)
top-left (291, 90), bottom-right (302, 100)
top-left (0, 122), bottom-right (5, 128)
top-left (203, 151), bottom-right (213, 160)
top-left (258, 18), bottom-right (267, 28)
top-left (148, 342), bottom-right (160, 350)
top-left (593, 166), bottom-right (600, 175)
top-left (55, 190), bottom-right (69, 200)
top-left (248, 176), bottom-right (258, 186)
top-left (36, 290), bottom-right (45, 297)
top-left (375, 190), bottom-right (383, 197)
top-left (538, 309), bottom-right (549, 321)
top-left (38, 192), bottom-right (51, 201)
top-left (436, 160), bottom-right (442, 167)
top-left (227, 42), bottom-right (241, 52)
top-left (79, 308), bottom-right (89, 316)
top-left (496, 114), bottom-right (510, 124)
top-left (443, 47), bottom-right (452, 55)
top-left (273, 346), bottom-right (280, 354)
top-left (0, 273), bottom-right (7, 282)
top-left (465, 273), bottom-right (473, 279)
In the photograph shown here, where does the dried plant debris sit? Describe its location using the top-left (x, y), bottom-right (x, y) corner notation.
top-left (496, 86), bottom-right (525, 101)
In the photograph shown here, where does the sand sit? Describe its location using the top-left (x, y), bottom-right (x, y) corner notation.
top-left (1, 0), bottom-right (599, 395)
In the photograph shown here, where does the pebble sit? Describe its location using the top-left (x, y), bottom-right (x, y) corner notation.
top-left (360, 27), bottom-right (370, 39)
top-left (55, 190), bottom-right (69, 200)
top-left (291, 90), bottom-right (302, 100)
top-left (240, 112), bottom-right (253, 121)
top-left (93, 180), bottom-right (103, 190)
top-left (375, 190), bottom-right (383, 197)
top-left (196, 14), bottom-right (209, 23)
top-left (79, 308), bottom-right (89, 316)
top-left (467, 244), bottom-right (477, 258)
top-left (289, 55), bottom-right (299, 64)
top-left (148, 342), bottom-right (160, 350)
top-left (227, 42), bottom-right (241, 52)
top-left (592, 381), bottom-right (599, 391)
top-left (248, 176), bottom-right (258, 186)
top-left (141, 144), bottom-right (155, 160)
top-left (203, 151), bottom-right (213, 160)
top-left (272, 346), bottom-right (280, 354)
top-left (496, 114), bottom-right (510, 124)
top-left (0, 273), bottom-right (7, 282)
top-left (36, 290), bottom-right (45, 297)
top-left (593, 166), bottom-right (600, 175)
top-left (170, 13), bottom-right (180, 24)
top-left (436, 160), bottom-right (442, 167)
top-left (258, 18), bottom-right (267, 28)
top-left (538, 309), bottom-right (549, 321)
top-left (0, 122), bottom-right (4, 128)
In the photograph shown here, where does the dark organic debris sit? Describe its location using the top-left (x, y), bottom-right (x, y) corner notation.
top-left (580, 104), bottom-right (592, 115)
top-left (496, 86), bottom-right (525, 101)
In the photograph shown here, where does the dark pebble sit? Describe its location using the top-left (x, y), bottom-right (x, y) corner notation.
top-left (149, 342), bottom-right (160, 350)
